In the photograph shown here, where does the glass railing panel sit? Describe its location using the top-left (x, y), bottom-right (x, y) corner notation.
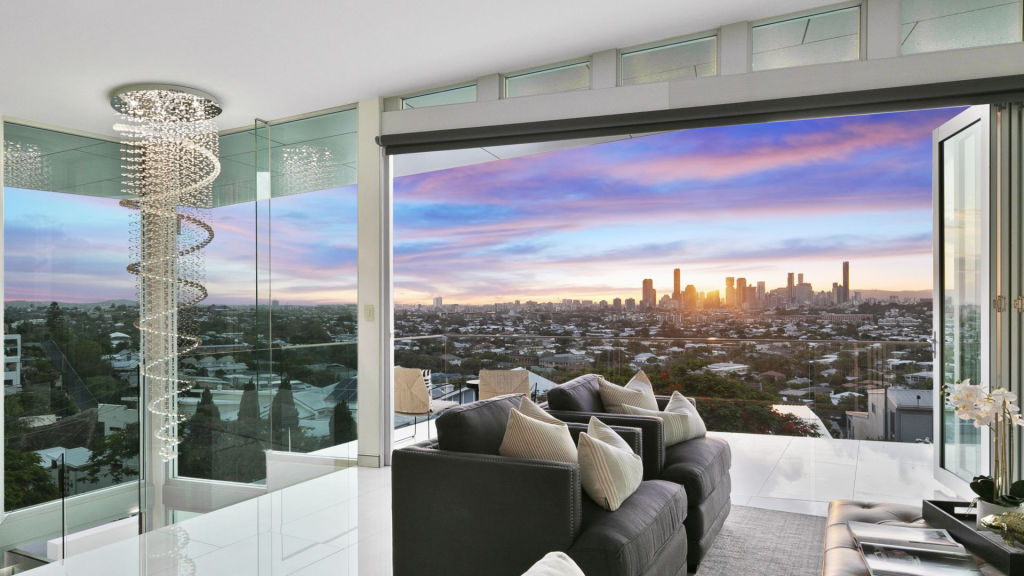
top-left (393, 329), bottom-right (933, 444)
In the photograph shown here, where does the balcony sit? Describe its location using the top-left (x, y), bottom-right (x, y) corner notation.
top-left (393, 334), bottom-right (957, 512)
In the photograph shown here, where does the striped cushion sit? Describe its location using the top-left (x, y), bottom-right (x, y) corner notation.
top-left (499, 409), bottom-right (577, 463)
top-left (622, 391), bottom-right (706, 446)
top-left (519, 396), bottom-right (564, 426)
top-left (598, 375), bottom-right (658, 413)
top-left (520, 551), bottom-right (586, 576)
top-left (665, 390), bottom-right (706, 438)
top-left (626, 370), bottom-right (654, 395)
top-left (578, 418), bottom-right (643, 511)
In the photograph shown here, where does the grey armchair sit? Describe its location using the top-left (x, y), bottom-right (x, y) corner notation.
top-left (545, 374), bottom-right (732, 571)
top-left (392, 394), bottom-right (689, 576)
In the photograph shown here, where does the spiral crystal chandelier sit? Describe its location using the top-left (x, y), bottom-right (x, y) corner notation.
top-left (112, 84), bottom-right (220, 461)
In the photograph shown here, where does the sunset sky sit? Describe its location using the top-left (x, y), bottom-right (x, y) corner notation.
top-left (393, 107), bottom-right (963, 305)
top-left (4, 106), bottom-right (962, 305)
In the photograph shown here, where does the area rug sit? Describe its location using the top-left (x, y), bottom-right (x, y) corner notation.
top-left (695, 505), bottom-right (826, 576)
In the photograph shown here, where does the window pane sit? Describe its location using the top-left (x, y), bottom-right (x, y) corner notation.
top-left (621, 36), bottom-right (717, 85)
top-left (752, 6), bottom-right (860, 71)
top-left (402, 85), bottom-right (477, 109)
top-left (505, 62), bottom-right (590, 98)
top-left (901, 0), bottom-right (1021, 55)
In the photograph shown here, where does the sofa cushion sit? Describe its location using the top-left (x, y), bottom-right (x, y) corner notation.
top-left (521, 551), bottom-right (586, 576)
top-left (659, 435), bottom-right (731, 502)
top-left (436, 393), bottom-right (525, 454)
top-left (569, 480), bottom-right (688, 576)
top-left (547, 374), bottom-right (605, 412)
top-left (599, 377), bottom-right (659, 414)
top-left (578, 419), bottom-right (643, 511)
top-left (500, 409), bottom-right (578, 464)
top-left (519, 396), bottom-right (565, 426)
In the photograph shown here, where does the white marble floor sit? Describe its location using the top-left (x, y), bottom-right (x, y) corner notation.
top-left (23, 433), bottom-right (960, 576)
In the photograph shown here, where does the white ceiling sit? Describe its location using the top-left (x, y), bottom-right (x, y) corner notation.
top-left (0, 0), bottom-right (839, 137)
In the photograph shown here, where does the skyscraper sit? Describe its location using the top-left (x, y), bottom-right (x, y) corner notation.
top-left (736, 277), bottom-right (747, 308)
top-left (673, 268), bottom-right (681, 301)
top-left (787, 272), bottom-right (795, 303)
top-left (725, 277), bottom-right (735, 307)
top-left (842, 261), bottom-right (850, 303)
top-left (642, 278), bottom-right (656, 309)
top-left (797, 273), bottom-right (804, 285)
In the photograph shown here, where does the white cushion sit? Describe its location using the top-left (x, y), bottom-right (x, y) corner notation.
top-left (578, 421), bottom-right (643, 511)
top-left (598, 374), bottom-right (658, 413)
top-left (499, 409), bottom-right (577, 464)
top-left (665, 390), bottom-right (706, 438)
top-left (622, 391), bottom-right (705, 446)
top-left (520, 551), bottom-right (586, 576)
top-left (626, 370), bottom-right (654, 395)
top-left (519, 396), bottom-right (563, 426)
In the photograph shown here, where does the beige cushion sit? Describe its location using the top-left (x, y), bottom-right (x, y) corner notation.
top-left (626, 370), bottom-right (654, 395)
top-left (578, 418), bottom-right (643, 511)
top-left (519, 396), bottom-right (563, 426)
top-left (665, 390), bottom-right (706, 438)
top-left (622, 391), bottom-right (706, 446)
top-left (598, 374), bottom-right (658, 413)
top-left (520, 551), bottom-right (586, 576)
top-left (499, 409), bottom-right (577, 464)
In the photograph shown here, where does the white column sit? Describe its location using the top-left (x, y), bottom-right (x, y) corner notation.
top-left (719, 22), bottom-right (751, 75)
top-left (866, 0), bottom-right (901, 60)
top-left (356, 98), bottom-right (393, 467)
top-left (477, 74), bottom-right (501, 101)
top-left (591, 49), bottom-right (618, 89)
top-left (0, 118), bottom-right (6, 520)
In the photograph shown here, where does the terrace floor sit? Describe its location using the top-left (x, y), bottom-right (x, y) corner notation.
top-left (24, 432), bottom-right (962, 576)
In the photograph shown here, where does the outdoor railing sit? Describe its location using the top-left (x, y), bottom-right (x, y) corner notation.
top-left (393, 334), bottom-right (934, 442)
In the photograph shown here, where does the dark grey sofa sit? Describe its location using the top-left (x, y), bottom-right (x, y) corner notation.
top-left (545, 374), bottom-right (732, 570)
top-left (392, 394), bottom-right (689, 576)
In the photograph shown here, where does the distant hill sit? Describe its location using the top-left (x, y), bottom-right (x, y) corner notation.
top-left (5, 299), bottom-right (136, 308)
top-left (856, 289), bottom-right (931, 301)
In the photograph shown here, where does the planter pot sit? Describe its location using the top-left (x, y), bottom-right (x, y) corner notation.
top-left (977, 499), bottom-right (1022, 529)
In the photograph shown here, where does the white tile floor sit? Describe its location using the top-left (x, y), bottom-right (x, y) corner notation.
top-left (24, 432), bottom-right (959, 576)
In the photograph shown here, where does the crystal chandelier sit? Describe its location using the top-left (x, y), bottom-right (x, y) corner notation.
top-left (111, 85), bottom-right (220, 461)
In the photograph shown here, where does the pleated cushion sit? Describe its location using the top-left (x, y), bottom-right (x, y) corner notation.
top-left (578, 418), bottom-right (643, 511)
top-left (499, 409), bottom-right (578, 463)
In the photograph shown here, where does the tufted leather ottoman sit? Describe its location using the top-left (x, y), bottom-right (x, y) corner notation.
top-left (822, 500), bottom-right (1003, 576)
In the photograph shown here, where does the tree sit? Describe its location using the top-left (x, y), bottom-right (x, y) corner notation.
top-left (45, 302), bottom-right (67, 344)
top-left (270, 380), bottom-right (299, 450)
top-left (238, 381), bottom-right (260, 422)
top-left (330, 401), bottom-right (356, 445)
top-left (82, 423), bottom-right (139, 485)
top-left (179, 388), bottom-right (221, 478)
top-left (5, 449), bottom-right (60, 509)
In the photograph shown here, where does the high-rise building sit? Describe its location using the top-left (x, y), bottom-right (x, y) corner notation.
top-left (433, 296), bottom-right (443, 308)
top-left (797, 273), bottom-right (804, 285)
top-left (673, 268), bottom-right (681, 301)
top-left (725, 277), bottom-right (735, 307)
top-left (613, 297), bottom-right (622, 310)
top-left (684, 284), bottom-right (698, 309)
top-left (642, 278), bottom-right (656, 309)
top-left (757, 281), bottom-right (766, 303)
top-left (842, 261), bottom-right (850, 303)
top-left (787, 272), bottom-right (795, 303)
top-left (625, 298), bottom-right (637, 311)
top-left (736, 278), bottom-right (747, 308)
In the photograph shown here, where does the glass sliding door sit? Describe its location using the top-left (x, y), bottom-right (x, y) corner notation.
top-left (934, 105), bottom-right (990, 486)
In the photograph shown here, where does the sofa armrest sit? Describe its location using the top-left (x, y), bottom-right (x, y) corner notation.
top-left (546, 410), bottom-right (664, 479)
top-left (565, 422), bottom-right (643, 457)
top-left (392, 444), bottom-right (582, 576)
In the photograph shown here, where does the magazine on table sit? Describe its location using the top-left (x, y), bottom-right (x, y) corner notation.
top-left (847, 521), bottom-right (968, 555)
top-left (859, 542), bottom-right (983, 576)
